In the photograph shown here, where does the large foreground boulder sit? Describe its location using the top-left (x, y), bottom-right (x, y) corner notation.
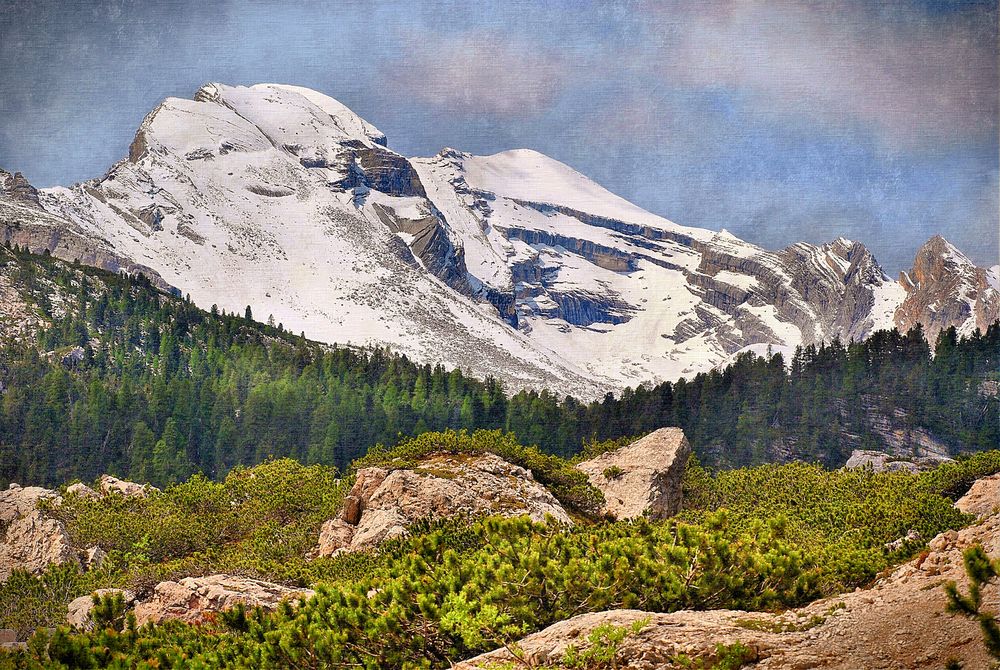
top-left (133, 575), bottom-right (315, 625)
top-left (314, 452), bottom-right (571, 556)
top-left (575, 428), bottom-right (690, 520)
top-left (454, 609), bottom-right (780, 669)
top-left (460, 471), bottom-right (1000, 670)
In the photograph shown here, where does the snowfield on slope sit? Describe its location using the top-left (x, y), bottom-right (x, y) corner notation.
top-left (2, 83), bottom-right (990, 399)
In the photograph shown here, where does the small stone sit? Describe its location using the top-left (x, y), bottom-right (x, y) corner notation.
top-left (98, 475), bottom-right (158, 498)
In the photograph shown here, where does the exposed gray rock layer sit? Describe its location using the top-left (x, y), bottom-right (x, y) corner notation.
top-left (843, 449), bottom-right (953, 474)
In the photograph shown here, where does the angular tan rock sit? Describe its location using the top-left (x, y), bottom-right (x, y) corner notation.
top-left (66, 482), bottom-right (99, 499)
top-left (0, 484), bottom-right (61, 523)
top-left (0, 511), bottom-right (78, 581)
top-left (0, 484), bottom-right (77, 582)
top-left (955, 473), bottom-right (1000, 519)
top-left (66, 589), bottom-right (135, 630)
top-left (315, 452), bottom-right (571, 556)
top-left (575, 428), bottom-right (690, 520)
top-left (83, 546), bottom-right (107, 570)
top-left (133, 574), bottom-right (314, 625)
top-left (315, 518), bottom-right (356, 556)
top-left (98, 475), bottom-right (158, 498)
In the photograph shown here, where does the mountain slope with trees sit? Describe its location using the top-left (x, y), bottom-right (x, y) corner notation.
top-left (0, 245), bottom-right (996, 489)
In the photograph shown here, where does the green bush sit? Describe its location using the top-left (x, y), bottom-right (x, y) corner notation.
top-left (2, 445), bottom-right (995, 669)
top-left (0, 564), bottom-right (90, 641)
top-left (54, 459), bottom-right (347, 588)
top-left (678, 459), bottom-right (974, 591)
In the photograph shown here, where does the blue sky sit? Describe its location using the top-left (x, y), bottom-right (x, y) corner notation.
top-left (0, 0), bottom-right (996, 272)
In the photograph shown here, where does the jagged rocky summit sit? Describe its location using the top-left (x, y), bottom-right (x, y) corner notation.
top-left (0, 83), bottom-right (996, 398)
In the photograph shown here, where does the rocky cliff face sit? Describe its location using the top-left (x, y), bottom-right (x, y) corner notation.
top-left (895, 235), bottom-right (1000, 343)
top-left (0, 170), bottom-right (40, 209)
top-left (0, 174), bottom-right (174, 293)
top-left (1, 83), bottom-right (993, 398)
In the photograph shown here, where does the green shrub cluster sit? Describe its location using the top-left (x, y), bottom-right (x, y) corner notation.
top-left (2, 245), bottom-right (997, 490)
top-left (53, 459), bottom-right (347, 589)
top-left (2, 446), bottom-right (994, 669)
top-left (679, 460), bottom-right (972, 590)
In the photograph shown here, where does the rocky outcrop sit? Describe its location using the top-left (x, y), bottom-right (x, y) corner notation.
top-left (0, 477), bottom-right (152, 582)
top-left (455, 609), bottom-right (783, 669)
top-left (0, 484), bottom-right (75, 582)
top-left (843, 449), bottom-right (952, 473)
top-left (65, 482), bottom-right (99, 499)
top-left (0, 510), bottom-right (78, 582)
top-left (133, 574), bottom-right (314, 625)
top-left (459, 474), bottom-right (1000, 669)
top-left (955, 473), bottom-right (1000, 518)
top-left (895, 235), bottom-right (1000, 342)
top-left (98, 475), bottom-right (158, 498)
top-left (0, 483), bottom-right (60, 524)
top-left (314, 452), bottom-right (571, 556)
top-left (575, 428), bottom-right (690, 520)
top-left (66, 588), bottom-right (135, 630)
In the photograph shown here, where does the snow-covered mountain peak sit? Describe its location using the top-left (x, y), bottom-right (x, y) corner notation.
top-left (452, 149), bottom-right (710, 241)
top-left (2, 82), bottom-right (996, 398)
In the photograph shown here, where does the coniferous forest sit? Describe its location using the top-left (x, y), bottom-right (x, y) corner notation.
top-left (0, 244), bottom-right (997, 489)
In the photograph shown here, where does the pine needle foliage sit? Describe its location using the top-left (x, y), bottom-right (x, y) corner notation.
top-left (945, 545), bottom-right (1000, 661)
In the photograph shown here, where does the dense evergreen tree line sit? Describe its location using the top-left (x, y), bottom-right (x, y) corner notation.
top-left (0, 245), bottom-right (996, 488)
